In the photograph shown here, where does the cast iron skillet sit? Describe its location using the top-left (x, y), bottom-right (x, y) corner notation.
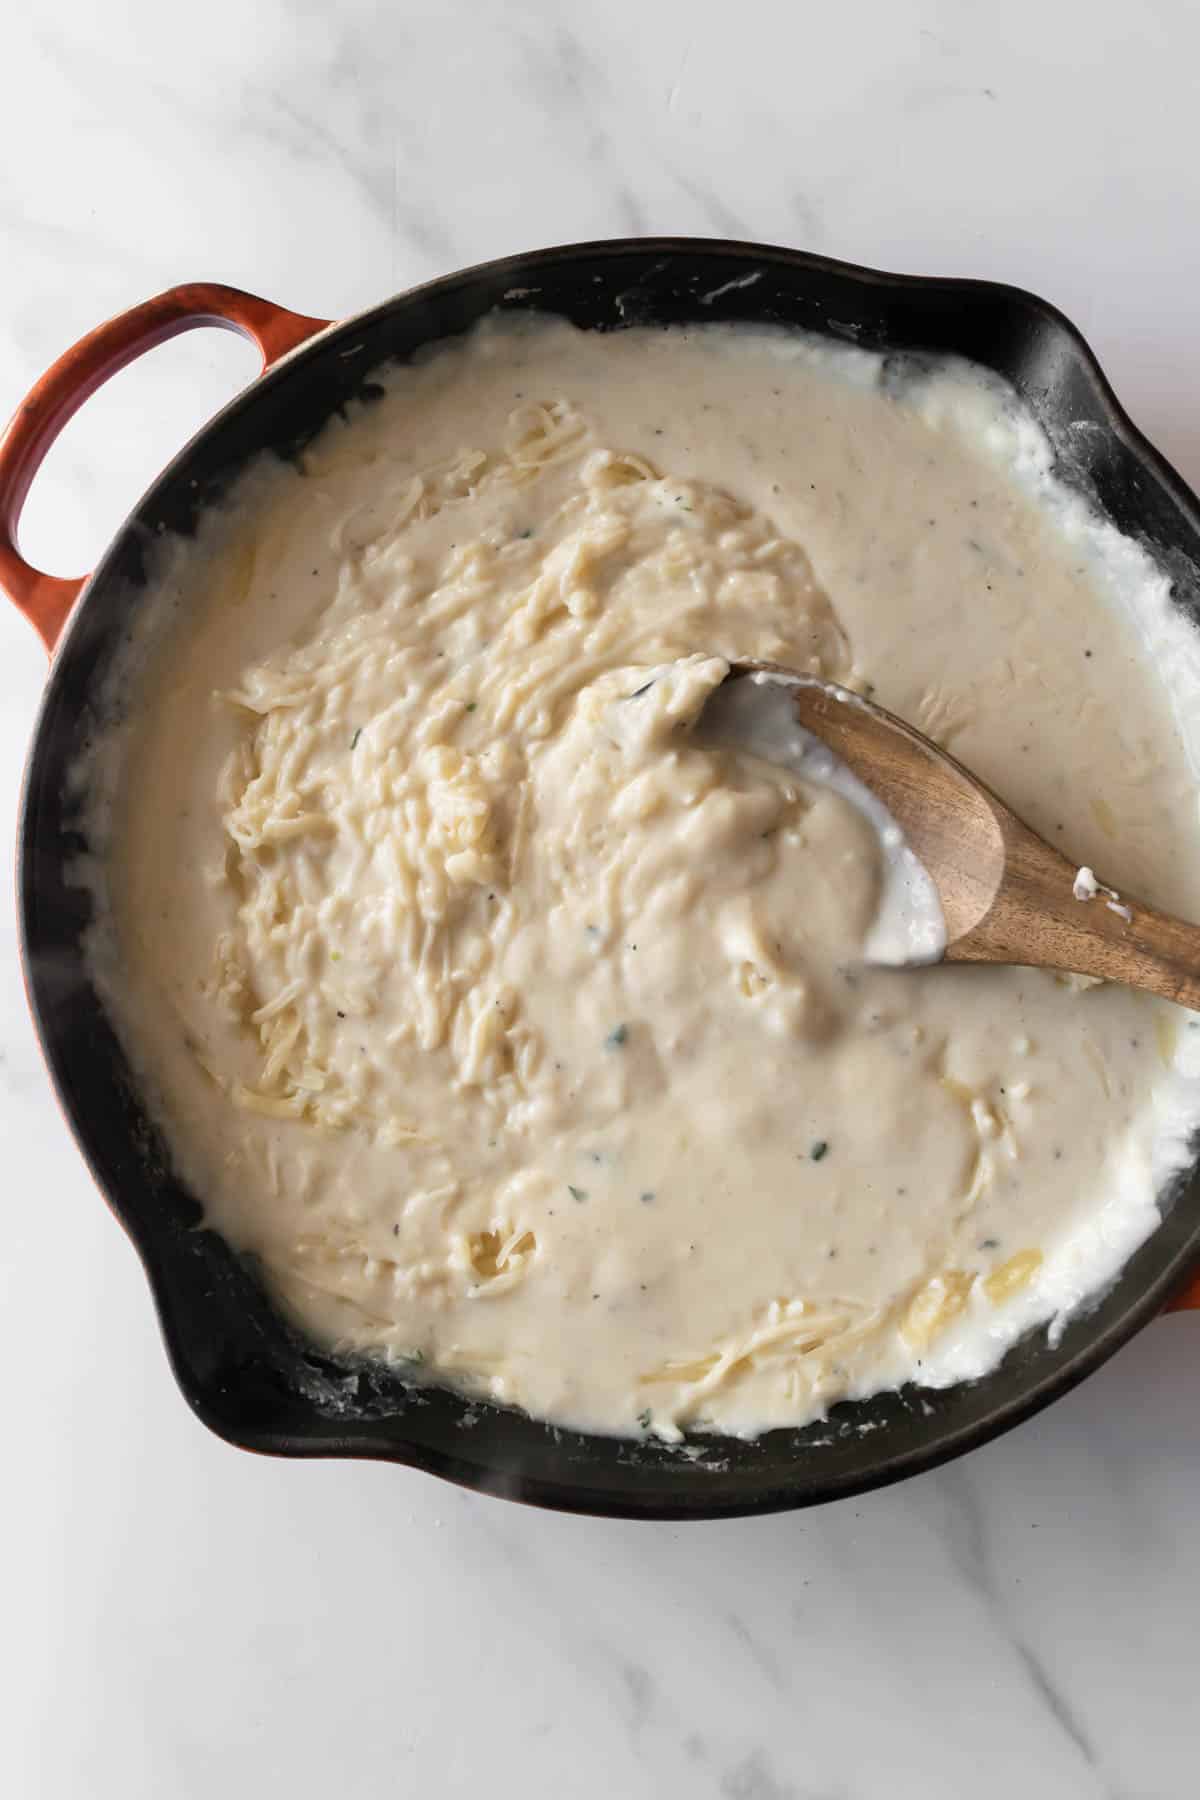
top-left (4, 239), bottom-right (1199, 1519)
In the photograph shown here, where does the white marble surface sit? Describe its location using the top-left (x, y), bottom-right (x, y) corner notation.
top-left (3, 3), bottom-right (1199, 1794)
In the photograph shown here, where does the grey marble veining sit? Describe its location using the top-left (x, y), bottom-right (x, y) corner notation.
top-left (2, 3), bottom-right (1199, 1796)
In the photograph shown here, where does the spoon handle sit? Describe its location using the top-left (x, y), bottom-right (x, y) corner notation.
top-left (946, 819), bottom-right (1200, 1012)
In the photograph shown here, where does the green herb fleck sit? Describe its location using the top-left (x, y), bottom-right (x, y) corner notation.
top-left (640, 1191), bottom-right (656, 1205)
top-left (605, 1023), bottom-right (629, 1049)
top-left (517, 527), bottom-right (534, 540)
top-left (980, 1236), bottom-right (1000, 1251)
top-left (810, 1140), bottom-right (829, 1162)
top-left (636, 1408), bottom-right (652, 1429)
top-left (350, 727), bottom-right (362, 749)
top-left (464, 701), bottom-right (477, 713)
top-left (568, 1184), bottom-right (588, 1203)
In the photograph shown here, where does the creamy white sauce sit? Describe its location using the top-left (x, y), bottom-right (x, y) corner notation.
top-left (696, 670), bottom-right (947, 966)
top-left (1073, 862), bottom-right (1133, 922)
top-left (82, 316), bottom-right (1200, 1441)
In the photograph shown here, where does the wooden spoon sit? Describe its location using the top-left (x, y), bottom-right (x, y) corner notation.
top-left (711, 661), bottom-right (1200, 1009)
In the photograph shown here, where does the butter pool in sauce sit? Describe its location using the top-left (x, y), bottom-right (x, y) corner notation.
top-left (86, 317), bottom-right (1200, 1440)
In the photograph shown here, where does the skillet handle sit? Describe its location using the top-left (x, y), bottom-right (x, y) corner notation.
top-left (0, 283), bottom-right (330, 655)
top-left (1165, 1266), bottom-right (1200, 1311)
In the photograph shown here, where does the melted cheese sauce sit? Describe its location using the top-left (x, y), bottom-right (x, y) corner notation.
top-left (88, 318), bottom-right (1200, 1440)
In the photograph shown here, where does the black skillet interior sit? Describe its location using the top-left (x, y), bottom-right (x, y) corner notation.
top-left (20, 240), bottom-right (1200, 1518)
